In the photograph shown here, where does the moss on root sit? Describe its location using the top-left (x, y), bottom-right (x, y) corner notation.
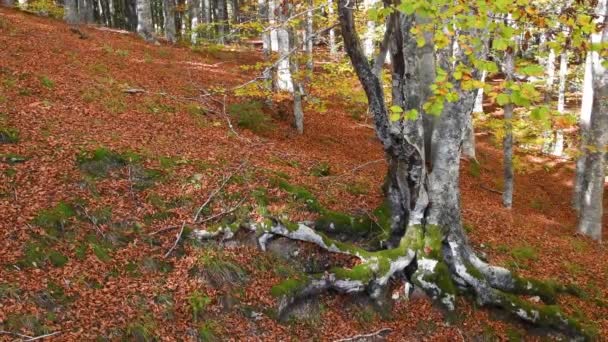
top-left (270, 278), bottom-right (308, 298)
top-left (499, 292), bottom-right (598, 340)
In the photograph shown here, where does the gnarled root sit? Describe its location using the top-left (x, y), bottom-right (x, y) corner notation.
top-left (191, 219), bottom-right (595, 340)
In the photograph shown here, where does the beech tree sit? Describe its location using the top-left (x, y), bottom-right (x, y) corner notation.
top-left (204, 0), bottom-right (603, 338)
top-left (136, 0), bottom-right (156, 42)
top-left (575, 0), bottom-right (607, 241)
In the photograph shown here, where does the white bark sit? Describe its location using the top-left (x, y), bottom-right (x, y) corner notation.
top-left (306, 0), bottom-right (314, 73)
top-left (163, 0), bottom-right (176, 43)
top-left (578, 0), bottom-right (607, 241)
top-left (259, 0), bottom-right (270, 53)
top-left (502, 49), bottom-right (514, 209)
top-left (137, 0), bottom-right (156, 42)
top-left (276, 3), bottom-right (293, 92)
top-left (268, 0), bottom-right (278, 51)
top-left (363, 0), bottom-right (376, 58)
top-left (551, 49), bottom-right (568, 157)
top-left (190, 0), bottom-right (201, 44)
top-left (327, 0), bottom-right (337, 56)
top-left (574, 54), bottom-right (594, 210)
top-left (473, 70), bottom-right (487, 113)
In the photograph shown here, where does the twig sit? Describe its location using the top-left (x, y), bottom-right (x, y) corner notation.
top-left (149, 225), bottom-right (181, 236)
top-left (198, 197), bottom-right (247, 223)
top-left (0, 330), bottom-right (33, 340)
top-left (74, 204), bottom-right (105, 237)
top-left (221, 93), bottom-right (239, 137)
top-left (164, 221), bottom-right (185, 258)
top-left (193, 160), bottom-right (248, 222)
top-left (479, 184), bottom-right (503, 194)
top-left (334, 328), bottom-right (392, 342)
top-left (25, 331), bottom-right (61, 341)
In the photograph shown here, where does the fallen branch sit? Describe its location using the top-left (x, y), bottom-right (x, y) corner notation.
top-left (0, 330), bottom-right (33, 340)
top-left (164, 221), bottom-right (186, 258)
top-left (334, 328), bottom-right (393, 342)
top-left (193, 160), bottom-right (248, 222)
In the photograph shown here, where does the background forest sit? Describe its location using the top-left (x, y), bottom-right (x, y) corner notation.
top-left (0, 0), bottom-right (607, 340)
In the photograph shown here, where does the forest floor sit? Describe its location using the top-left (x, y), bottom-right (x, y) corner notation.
top-left (1, 7), bottom-right (608, 341)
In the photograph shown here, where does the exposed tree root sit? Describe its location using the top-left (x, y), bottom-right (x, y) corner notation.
top-left (191, 217), bottom-right (595, 340)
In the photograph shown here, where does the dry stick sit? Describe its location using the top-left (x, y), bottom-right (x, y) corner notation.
top-left (333, 328), bottom-right (392, 342)
top-left (192, 160), bottom-right (248, 222)
top-left (0, 330), bottom-right (33, 340)
top-left (164, 221), bottom-right (186, 258)
top-left (25, 331), bottom-right (61, 341)
top-left (198, 197), bottom-right (247, 223)
top-left (479, 184), bottom-right (503, 195)
top-left (75, 204), bottom-right (105, 237)
top-left (149, 225), bottom-right (181, 236)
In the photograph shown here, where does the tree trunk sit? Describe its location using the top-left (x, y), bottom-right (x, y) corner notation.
top-left (541, 46), bottom-right (556, 154)
top-left (578, 0), bottom-right (608, 241)
top-left (191, 2), bottom-right (595, 339)
top-left (78, 0), bottom-right (95, 23)
top-left (163, 0), bottom-right (176, 43)
top-left (327, 0), bottom-right (336, 57)
top-left (502, 48), bottom-right (515, 209)
top-left (362, 0), bottom-right (376, 58)
top-left (126, 0), bottom-right (138, 31)
top-left (190, 0), bottom-right (201, 44)
top-left (305, 0), bottom-right (313, 74)
top-left (289, 24), bottom-right (304, 134)
top-left (574, 53), bottom-right (594, 211)
top-left (268, 0), bottom-right (278, 51)
top-left (552, 48), bottom-right (568, 157)
top-left (230, 0), bottom-right (238, 23)
top-left (276, 1), bottom-right (293, 92)
top-left (65, 0), bottom-right (79, 24)
top-left (136, 0), bottom-right (156, 42)
top-left (216, 0), bottom-right (227, 43)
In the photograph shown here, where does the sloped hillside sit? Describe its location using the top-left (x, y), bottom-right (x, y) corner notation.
top-left (0, 8), bottom-right (607, 341)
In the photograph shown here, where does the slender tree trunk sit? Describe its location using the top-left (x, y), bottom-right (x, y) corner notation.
top-left (137, 0), bottom-right (156, 42)
top-left (502, 48), bottom-right (515, 209)
top-left (203, 0), bottom-right (210, 23)
top-left (362, 0), bottom-right (376, 58)
top-left (216, 0), bottom-right (227, 43)
top-left (230, 0), bottom-right (238, 23)
top-left (541, 46), bottom-right (557, 153)
top-left (190, 0), bottom-right (201, 44)
top-left (101, 0), bottom-right (112, 26)
top-left (289, 25), bottom-right (304, 134)
top-left (574, 53), bottom-right (594, 210)
top-left (276, 1), bottom-right (293, 92)
top-left (268, 0), bottom-right (278, 51)
top-left (552, 48), bottom-right (568, 157)
top-left (305, 0), bottom-right (314, 75)
top-left (126, 0), bottom-right (138, 31)
top-left (163, 0), bottom-right (176, 42)
top-left (578, 0), bottom-right (608, 241)
top-left (327, 0), bottom-right (337, 56)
